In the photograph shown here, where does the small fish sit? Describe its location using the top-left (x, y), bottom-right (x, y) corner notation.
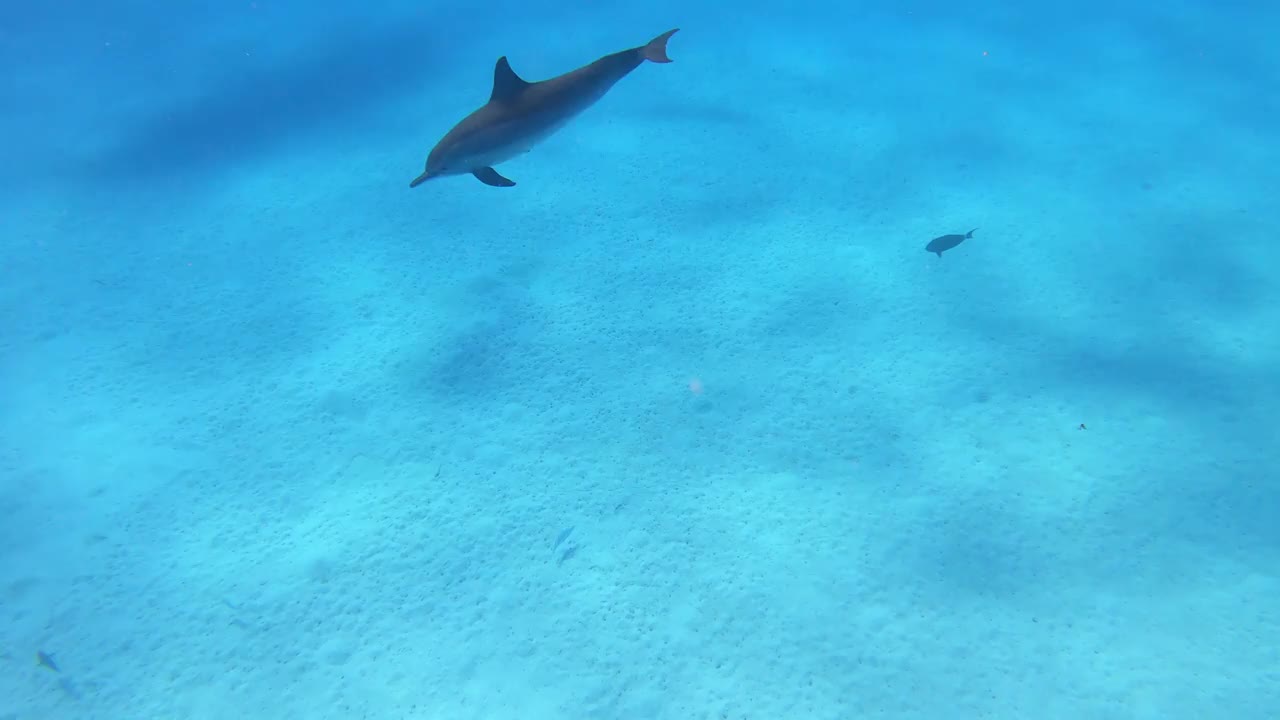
top-left (925, 228), bottom-right (978, 257)
top-left (557, 545), bottom-right (579, 567)
top-left (36, 650), bottom-right (60, 673)
top-left (553, 526), bottom-right (575, 551)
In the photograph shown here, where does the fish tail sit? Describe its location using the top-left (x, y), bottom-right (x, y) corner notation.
top-left (966, 228), bottom-right (978, 238)
top-left (641, 28), bottom-right (679, 63)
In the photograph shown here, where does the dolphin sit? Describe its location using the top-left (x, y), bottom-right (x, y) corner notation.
top-left (409, 28), bottom-right (680, 189)
top-left (925, 228), bottom-right (978, 257)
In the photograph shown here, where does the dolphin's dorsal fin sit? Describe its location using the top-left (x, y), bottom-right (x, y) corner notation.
top-left (490, 57), bottom-right (530, 102)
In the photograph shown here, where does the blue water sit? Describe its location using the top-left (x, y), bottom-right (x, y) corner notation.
top-left (2, 1), bottom-right (1277, 718)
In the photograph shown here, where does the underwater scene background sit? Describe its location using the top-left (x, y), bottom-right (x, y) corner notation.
top-left (1, 0), bottom-right (1277, 718)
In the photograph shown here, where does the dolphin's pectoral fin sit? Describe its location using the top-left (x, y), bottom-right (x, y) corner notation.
top-left (473, 167), bottom-right (516, 187)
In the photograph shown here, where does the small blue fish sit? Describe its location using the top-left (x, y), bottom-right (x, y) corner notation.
top-left (36, 650), bottom-right (60, 673)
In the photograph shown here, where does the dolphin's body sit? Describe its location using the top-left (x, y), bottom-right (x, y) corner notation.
top-left (410, 29), bottom-right (679, 188)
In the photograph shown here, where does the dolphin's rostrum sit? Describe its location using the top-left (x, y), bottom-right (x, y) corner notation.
top-left (410, 28), bottom-right (680, 189)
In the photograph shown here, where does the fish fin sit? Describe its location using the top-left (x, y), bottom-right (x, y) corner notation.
top-left (641, 28), bottom-right (679, 63)
top-left (966, 228), bottom-right (978, 238)
top-left (473, 167), bottom-right (516, 187)
top-left (491, 57), bottom-right (531, 103)
top-left (934, 250), bottom-right (943, 257)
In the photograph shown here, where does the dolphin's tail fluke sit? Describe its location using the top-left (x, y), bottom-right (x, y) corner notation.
top-left (641, 29), bottom-right (679, 63)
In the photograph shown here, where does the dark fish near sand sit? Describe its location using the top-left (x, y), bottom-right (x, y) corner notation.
top-left (410, 28), bottom-right (680, 188)
top-left (36, 650), bottom-right (60, 672)
top-left (925, 228), bottom-right (978, 257)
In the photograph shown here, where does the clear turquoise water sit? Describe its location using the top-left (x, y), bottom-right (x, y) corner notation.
top-left (2, 1), bottom-right (1277, 718)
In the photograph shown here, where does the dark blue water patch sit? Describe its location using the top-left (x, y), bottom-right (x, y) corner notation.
top-left (940, 252), bottom-right (1278, 565)
top-left (421, 311), bottom-right (533, 401)
top-left (80, 14), bottom-right (462, 188)
top-left (904, 492), bottom-right (1061, 600)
